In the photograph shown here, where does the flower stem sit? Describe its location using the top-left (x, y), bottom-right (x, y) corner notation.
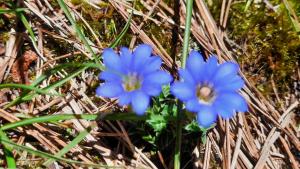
top-left (181, 0), bottom-right (194, 69)
top-left (174, 0), bottom-right (194, 169)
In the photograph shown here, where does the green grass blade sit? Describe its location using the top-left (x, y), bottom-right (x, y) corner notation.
top-left (17, 12), bottom-right (37, 42)
top-left (43, 128), bottom-right (91, 166)
top-left (109, 10), bottom-right (133, 48)
top-left (0, 130), bottom-right (17, 169)
top-left (0, 8), bottom-right (27, 14)
top-left (0, 114), bottom-right (97, 131)
top-left (283, 0), bottom-right (300, 38)
top-left (30, 61), bottom-right (103, 88)
top-left (0, 138), bottom-right (117, 168)
top-left (0, 83), bottom-right (62, 96)
top-left (4, 66), bottom-right (87, 108)
top-left (244, 0), bottom-right (253, 12)
top-left (0, 113), bottom-right (147, 131)
top-left (4, 62), bottom-right (104, 108)
top-left (57, 0), bottom-right (98, 62)
top-left (51, 62), bottom-right (104, 70)
top-left (42, 66), bottom-right (87, 92)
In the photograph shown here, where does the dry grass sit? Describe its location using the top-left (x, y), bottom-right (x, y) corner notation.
top-left (0, 0), bottom-right (299, 168)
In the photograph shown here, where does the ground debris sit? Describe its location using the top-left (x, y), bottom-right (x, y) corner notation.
top-left (11, 50), bottom-right (37, 84)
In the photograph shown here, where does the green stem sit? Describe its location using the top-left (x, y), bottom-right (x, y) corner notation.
top-left (174, 102), bottom-right (183, 169)
top-left (174, 0), bottom-right (193, 169)
top-left (181, 0), bottom-right (194, 69)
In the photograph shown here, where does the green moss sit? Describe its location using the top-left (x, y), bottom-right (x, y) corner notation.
top-left (207, 1), bottom-right (300, 98)
top-left (0, 32), bottom-right (9, 42)
top-left (144, 22), bottom-right (173, 54)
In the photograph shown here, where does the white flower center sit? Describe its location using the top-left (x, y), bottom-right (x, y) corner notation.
top-left (123, 73), bottom-right (141, 92)
top-left (196, 85), bottom-right (215, 104)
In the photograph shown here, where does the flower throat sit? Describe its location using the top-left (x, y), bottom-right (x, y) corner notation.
top-left (123, 73), bottom-right (141, 91)
top-left (196, 85), bottom-right (215, 104)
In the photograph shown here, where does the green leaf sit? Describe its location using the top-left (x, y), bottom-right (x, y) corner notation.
top-left (142, 135), bottom-right (156, 145)
top-left (146, 114), bottom-right (167, 133)
top-left (201, 131), bottom-right (207, 144)
top-left (184, 120), bottom-right (202, 133)
top-left (162, 85), bottom-right (171, 98)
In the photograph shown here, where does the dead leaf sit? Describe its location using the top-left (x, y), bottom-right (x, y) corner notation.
top-left (11, 50), bottom-right (37, 84)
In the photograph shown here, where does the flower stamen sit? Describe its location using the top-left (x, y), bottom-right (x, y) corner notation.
top-left (123, 73), bottom-right (141, 91)
top-left (196, 85), bottom-right (215, 104)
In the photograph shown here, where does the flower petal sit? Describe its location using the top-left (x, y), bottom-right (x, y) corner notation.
top-left (131, 91), bottom-right (150, 115)
top-left (179, 69), bottom-right (195, 85)
top-left (120, 47), bottom-right (133, 70)
top-left (186, 51), bottom-right (205, 81)
top-left (96, 82), bottom-right (123, 98)
top-left (197, 106), bottom-right (217, 128)
top-left (142, 83), bottom-right (162, 96)
top-left (214, 76), bottom-right (244, 92)
top-left (203, 56), bottom-right (218, 81)
top-left (103, 48), bottom-right (123, 73)
top-left (143, 71), bottom-right (172, 86)
top-left (118, 92), bottom-right (132, 106)
top-left (213, 62), bottom-right (239, 81)
top-left (187, 50), bottom-right (204, 67)
top-left (213, 100), bottom-right (235, 119)
top-left (99, 71), bottom-right (121, 82)
top-left (133, 44), bottom-right (152, 71)
top-left (186, 98), bottom-right (201, 112)
top-left (216, 92), bottom-right (248, 112)
top-left (171, 82), bottom-right (195, 101)
top-left (141, 56), bottom-right (162, 75)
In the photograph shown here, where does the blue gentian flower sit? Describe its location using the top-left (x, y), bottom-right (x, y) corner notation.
top-left (171, 50), bottom-right (247, 127)
top-left (96, 44), bottom-right (173, 115)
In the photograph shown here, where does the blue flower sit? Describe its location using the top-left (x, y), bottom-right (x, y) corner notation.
top-left (96, 44), bottom-right (173, 115)
top-left (171, 50), bottom-right (247, 127)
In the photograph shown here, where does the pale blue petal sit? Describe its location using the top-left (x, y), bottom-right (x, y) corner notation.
top-left (213, 100), bottom-right (235, 119)
top-left (186, 51), bottom-right (205, 82)
top-left (141, 56), bottom-right (162, 75)
top-left (213, 62), bottom-right (239, 81)
top-left (142, 84), bottom-right (162, 96)
top-left (171, 82), bottom-right (195, 101)
top-left (143, 71), bottom-right (172, 86)
top-left (186, 98), bottom-right (201, 112)
top-left (216, 92), bottom-right (248, 112)
top-left (103, 48), bottom-right (123, 73)
top-left (178, 69), bottom-right (195, 85)
top-left (187, 50), bottom-right (204, 67)
top-left (203, 56), bottom-right (218, 81)
top-left (214, 76), bottom-right (244, 92)
top-left (99, 71), bottom-right (121, 83)
top-left (118, 92), bottom-right (132, 106)
top-left (96, 83), bottom-right (123, 98)
top-left (131, 91), bottom-right (150, 115)
top-left (197, 106), bottom-right (217, 128)
top-left (133, 44), bottom-right (152, 71)
top-left (120, 47), bottom-right (132, 70)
